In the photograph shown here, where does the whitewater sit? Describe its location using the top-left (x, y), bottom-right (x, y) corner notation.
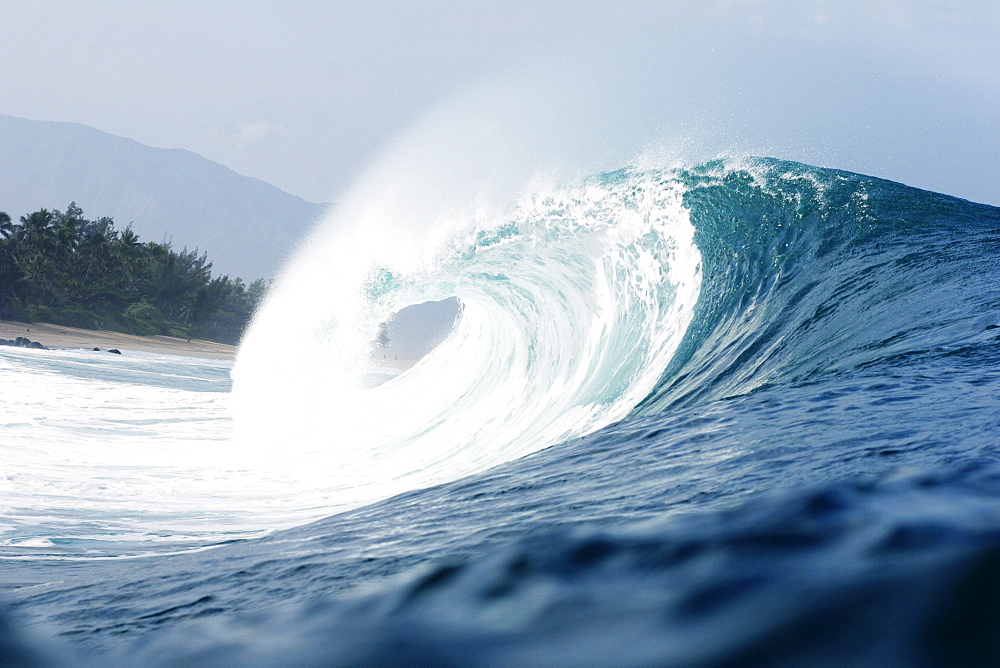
top-left (2, 157), bottom-right (1000, 665)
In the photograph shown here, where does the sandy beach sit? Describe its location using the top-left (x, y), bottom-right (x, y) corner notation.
top-left (0, 320), bottom-right (237, 360)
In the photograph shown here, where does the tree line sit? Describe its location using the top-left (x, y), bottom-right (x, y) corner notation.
top-left (0, 203), bottom-right (269, 344)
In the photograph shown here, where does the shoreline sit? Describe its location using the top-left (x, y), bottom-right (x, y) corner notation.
top-left (0, 321), bottom-right (237, 360)
top-left (0, 321), bottom-right (424, 367)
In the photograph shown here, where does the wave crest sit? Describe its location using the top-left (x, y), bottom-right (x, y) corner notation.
top-left (233, 168), bottom-right (702, 512)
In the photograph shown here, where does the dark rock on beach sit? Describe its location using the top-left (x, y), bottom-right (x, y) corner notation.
top-left (0, 336), bottom-right (48, 350)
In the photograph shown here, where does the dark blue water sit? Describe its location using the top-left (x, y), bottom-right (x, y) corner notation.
top-left (3, 158), bottom-right (1000, 666)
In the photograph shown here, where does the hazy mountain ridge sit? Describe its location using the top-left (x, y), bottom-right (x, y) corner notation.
top-left (0, 114), bottom-right (328, 280)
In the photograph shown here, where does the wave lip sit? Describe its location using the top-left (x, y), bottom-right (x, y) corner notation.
top-left (233, 168), bottom-right (702, 515)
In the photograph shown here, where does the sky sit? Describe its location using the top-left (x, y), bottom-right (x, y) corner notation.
top-left (1, 0), bottom-right (998, 206)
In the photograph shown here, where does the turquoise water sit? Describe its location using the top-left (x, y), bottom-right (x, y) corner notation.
top-left (2, 158), bottom-right (1000, 665)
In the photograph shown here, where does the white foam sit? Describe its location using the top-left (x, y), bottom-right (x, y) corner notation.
top-left (232, 166), bottom-right (702, 527)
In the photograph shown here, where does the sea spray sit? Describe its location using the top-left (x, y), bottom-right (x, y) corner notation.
top-left (0, 164), bottom-right (702, 557)
top-left (232, 166), bottom-right (702, 515)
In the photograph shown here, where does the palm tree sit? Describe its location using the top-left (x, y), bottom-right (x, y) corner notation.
top-left (0, 211), bottom-right (12, 238)
top-left (52, 214), bottom-right (81, 261)
top-left (117, 226), bottom-right (142, 282)
top-left (0, 211), bottom-right (23, 314)
top-left (19, 209), bottom-right (56, 250)
top-left (374, 322), bottom-right (391, 348)
top-left (119, 226), bottom-right (140, 248)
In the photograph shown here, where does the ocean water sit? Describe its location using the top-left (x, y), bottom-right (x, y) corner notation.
top-left (2, 157), bottom-right (1000, 665)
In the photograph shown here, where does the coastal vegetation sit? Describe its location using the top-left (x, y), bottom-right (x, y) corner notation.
top-left (0, 203), bottom-right (268, 344)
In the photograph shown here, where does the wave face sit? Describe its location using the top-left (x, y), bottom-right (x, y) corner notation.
top-left (641, 158), bottom-right (1000, 409)
top-left (231, 167), bottom-right (701, 514)
top-left (3, 158), bottom-right (1000, 665)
